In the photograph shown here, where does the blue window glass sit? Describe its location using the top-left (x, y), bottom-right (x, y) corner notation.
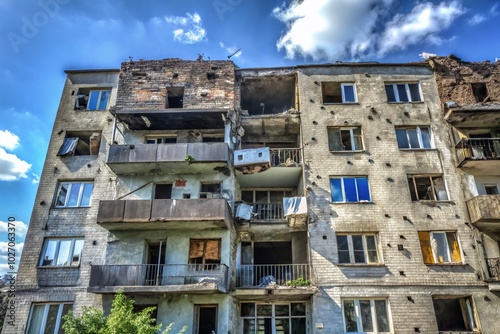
top-left (330, 177), bottom-right (370, 203)
top-left (88, 91), bottom-right (99, 110)
top-left (343, 85), bottom-right (356, 102)
top-left (344, 178), bottom-right (358, 202)
top-left (98, 90), bottom-right (111, 110)
top-left (330, 178), bottom-right (343, 202)
top-left (396, 129), bottom-right (409, 148)
top-left (356, 177), bottom-right (371, 201)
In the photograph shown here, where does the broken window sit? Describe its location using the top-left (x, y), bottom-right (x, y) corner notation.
top-left (154, 184), bottom-right (172, 199)
top-left (57, 131), bottom-right (101, 156)
top-left (189, 239), bottom-right (221, 266)
top-left (240, 302), bottom-right (306, 334)
top-left (471, 83), bottom-right (489, 102)
top-left (55, 181), bottom-right (93, 207)
top-left (145, 136), bottom-right (177, 144)
top-left (328, 127), bottom-right (363, 151)
top-left (322, 82), bottom-right (357, 103)
top-left (407, 175), bottom-right (448, 201)
top-left (395, 126), bottom-right (433, 149)
top-left (432, 297), bottom-right (480, 332)
top-left (200, 183), bottom-right (221, 198)
top-left (26, 303), bottom-right (73, 334)
top-left (74, 88), bottom-right (111, 110)
top-left (337, 234), bottom-right (380, 264)
top-left (240, 76), bottom-right (296, 115)
top-left (418, 231), bottom-right (462, 264)
top-left (485, 184), bottom-right (499, 195)
top-left (343, 299), bottom-right (391, 333)
top-left (385, 83), bottom-right (422, 102)
top-left (39, 238), bottom-right (84, 267)
top-left (165, 87), bottom-right (184, 108)
top-left (195, 305), bottom-right (218, 334)
top-left (330, 177), bottom-right (371, 203)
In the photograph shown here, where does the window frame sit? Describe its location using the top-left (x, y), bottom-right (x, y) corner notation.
top-left (407, 175), bottom-right (448, 201)
top-left (418, 231), bottom-right (463, 265)
top-left (75, 88), bottom-right (111, 111)
top-left (432, 296), bottom-right (480, 332)
top-left (26, 302), bottom-right (73, 334)
top-left (322, 82), bottom-right (358, 104)
top-left (330, 177), bottom-right (371, 203)
top-left (385, 82), bottom-right (422, 103)
top-left (342, 298), bottom-right (391, 333)
top-left (145, 135), bottom-right (177, 144)
top-left (328, 127), bottom-right (364, 152)
top-left (336, 233), bottom-right (381, 265)
top-left (54, 181), bottom-right (94, 208)
top-left (240, 302), bottom-right (307, 334)
top-left (38, 238), bottom-right (84, 267)
top-left (395, 126), bottom-right (433, 149)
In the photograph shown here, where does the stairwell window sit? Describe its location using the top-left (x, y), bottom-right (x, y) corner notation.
top-left (343, 299), bottom-right (391, 333)
top-left (322, 82), bottom-right (357, 103)
top-left (330, 177), bottom-right (371, 203)
top-left (39, 238), bottom-right (84, 267)
top-left (328, 127), bottom-right (363, 151)
top-left (54, 181), bottom-right (94, 207)
top-left (337, 234), bottom-right (380, 264)
top-left (385, 83), bottom-right (422, 102)
top-left (407, 175), bottom-right (448, 201)
top-left (418, 231), bottom-right (462, 264)
top-left (395, 126), bottom-right (433, 149)
top-left (26, 303), bottom-right (73, 334)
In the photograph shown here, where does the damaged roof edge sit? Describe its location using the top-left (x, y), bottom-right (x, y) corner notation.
top-left (64, 69), bottom-right (120, 74)
top-left (236, 61), bottom-right (430, 72)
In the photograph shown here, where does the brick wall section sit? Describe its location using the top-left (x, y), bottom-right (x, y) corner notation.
top-left (116, 59), bottom-right (236, 110)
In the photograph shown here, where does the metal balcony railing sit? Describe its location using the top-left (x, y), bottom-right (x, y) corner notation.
top-left (456, 138), bottom-right (500, 161)
top-left (250, 203), bottom-right (284, 221)
top-left (269, 148), bottom-right (301, 167)
top-left (89, 264), bottom-right (228, 288)
top-left (487, 258), bottom-right (500, 281)
top-left (237, 264), bottom-right (310, 287)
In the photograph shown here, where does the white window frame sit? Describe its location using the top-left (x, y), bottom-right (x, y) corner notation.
top-left (429, 231), bottom-right (462, 264)
top-left (26, 303), bottom-right (72, 334)
top-left (240, 302), bottom-right (308, 334)
top-left (342, 299), bottom-right (391, 334)
top-left (328, 127), bottom-right (363, 151)
top-left (54, 181), bottom-right (94, 208)
top-left (337, 234), bottom-right (381, 264)
top-left (395, 126), bottom-right (433, 149)
top-left (330, 177), bottom-right (371, 203)
top-left (87, 89), bottom-right (111, 110)
top-left (145, 135), bottom-right (177, 144)
top-left (322, 82), bottom-right (358, 104)
top-left (39, 238), bottom-right (84, 267)
top-left (385, 83), bottom-right (422, 102)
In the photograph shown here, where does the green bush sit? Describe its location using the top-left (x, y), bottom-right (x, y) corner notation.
top-left (285, 277), bottom-right (311, 287)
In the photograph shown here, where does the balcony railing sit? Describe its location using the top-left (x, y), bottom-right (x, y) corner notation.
top-left (487, 258), bottom-right (500, 281)
top-left (456, 138), bottom-right (500, 165)
top-left (251, 203), bottom-right (284, 221)
top-left (89, 264), bottom-right (228, 288)
top-left (269, 148), bottom-right (301, 167)
top-left (237, 264), bottom-right (310, 287)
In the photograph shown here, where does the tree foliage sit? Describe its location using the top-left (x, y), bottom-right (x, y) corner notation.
top-left (62, 291), bottom-right (187, 334)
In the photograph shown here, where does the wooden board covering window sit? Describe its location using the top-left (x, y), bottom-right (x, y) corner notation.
top-left (418, 231), bottom-right (435, 264)
top-left (189, 239), bottom-right (221, 261)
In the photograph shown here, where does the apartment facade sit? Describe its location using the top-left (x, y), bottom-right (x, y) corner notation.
top-left (4, 57), bottom-right (499, 334)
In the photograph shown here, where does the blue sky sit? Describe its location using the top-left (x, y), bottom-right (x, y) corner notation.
top-left (0, 0), bottom-right (499, 275)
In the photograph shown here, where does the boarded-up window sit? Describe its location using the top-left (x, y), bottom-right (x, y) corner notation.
top-left (189, 239), bottom-right (221, 265)
top-left (418, 231), bottom-right (462, 264)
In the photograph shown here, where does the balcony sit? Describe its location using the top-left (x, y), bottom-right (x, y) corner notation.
top-left (97, 199), bottom-right (232, 230)
top-left (235, 148), bottom-right (302, 188)
top-left (246, 203), bottom-right (285, 223)
top-left (236, 197), bottom-right (307, 229)
top-left (234, 264), bottom-right (315, 299)
top-left (455, 138), bottom-right (500, 173)
top-left (88, 264), bottom-right (228, 294)
top-left (444, 103), bottom-right (500, 128)
top-left (486, 258), bottom-right (500, 291)
top-left (107, 142), bottom-right (230, 175)
top-left (467, 195), bottom-right (500, 231)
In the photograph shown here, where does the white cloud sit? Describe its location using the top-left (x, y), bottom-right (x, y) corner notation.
top-left (0, 147), bottom-right (31, 181)
top-left (219, 42), bottom-right (242, 58)
top-left (0, 220), bottom-right (28, 240)
top-left (0, 130), bottom-right (20, 151)
top-left (467, 14), bottom-right (486, 25)
top-left (31, 173), bottom-right (40, 184)
top-left (0, 242), bottom-right (24, 277)
top-left (273, 0), bottom-right (464, 61)
top-left (491, 3), bottom-right (499, 16)
top-left (378, 1), bottom-right (465, 55)
top-left (164, 12), bottom-right (207, 44)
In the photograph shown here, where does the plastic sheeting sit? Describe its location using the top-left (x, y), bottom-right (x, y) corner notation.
top-left (57, 137), bottom-right (79, 156)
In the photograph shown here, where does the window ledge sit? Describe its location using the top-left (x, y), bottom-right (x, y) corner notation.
top-left (425, 263), bottom-right (465, 267)
top-left (322, 102), bottom-right (359, 105)
top-left (387, 101), bottom-right (424, 104)
top-left (337, 263), bottom-right (385, 267)
top-left (329, 150), bottom-right (366, 154)
top-left (37, 266), bottom-right (80, 269)
top-left (331, 201), bottom-right (374, 204)
top-left (399, 148), bottom-right (437, 152)
top-left (412, 200), bottom-right (454, 204)
top-left (53, 206), bottom-right (91, 209)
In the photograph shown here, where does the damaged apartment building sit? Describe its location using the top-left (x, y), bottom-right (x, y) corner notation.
top-left (5, 56), bottom-right (500, 334)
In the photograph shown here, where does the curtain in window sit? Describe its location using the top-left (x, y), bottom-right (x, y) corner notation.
top-left (57, 137), bottom-right (79, 156)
